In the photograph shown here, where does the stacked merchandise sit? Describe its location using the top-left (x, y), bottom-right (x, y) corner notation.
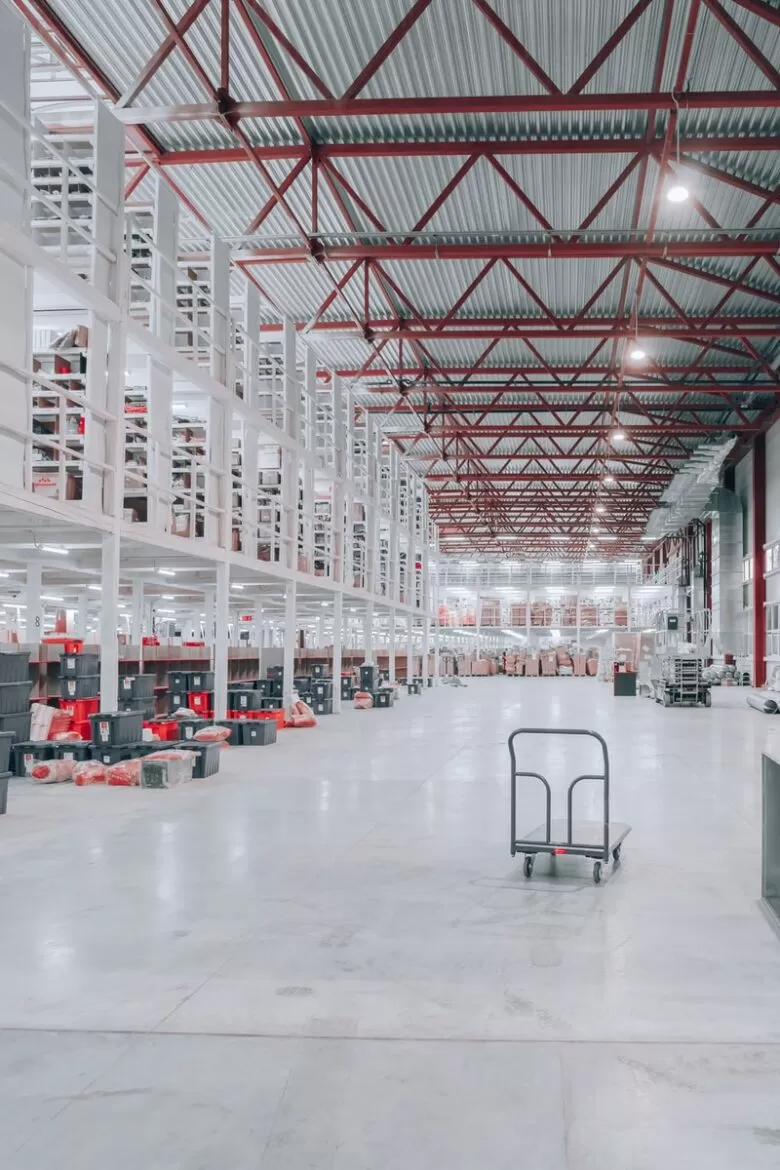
top-left (579, 599), bottom-right (598, 628)
top-left (509, 603), bottom-right (526, 628)
top-left (530, 603), bottom-right (553, 627)
top-left (614, 600), bottom-right (629, 628)
top-left (262, 665), bottom-right (284, 710)
top-left (556, 646), bottom-right (573, 676)
top-left (187, 668), bottom-right (214, 717)
top-left (118, 672), bottom-right (155, 720)
top-left (59, 652), bottom-right (100, 736)
top-left (0, 651), bottom-right (33, 742)
top-left (572, 653), bottom-right (587, 677)
top-left (340, 672), bottom-right (355, 703)
top-left (480, 598), bottom-right (501, 628)
top-left (586, 650), bottom-right (599, 676)
top-left (0, 729), bottom-right (13, 813)
top-left (541, 651), bottom-right (557, 677)
top-left (310, 676), bottom-right (333, 716)
top-left (526, 653), bottom-right (541, 676)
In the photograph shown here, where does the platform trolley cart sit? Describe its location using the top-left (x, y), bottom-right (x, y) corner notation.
top-left (509, 727), bottom-right (631, 884)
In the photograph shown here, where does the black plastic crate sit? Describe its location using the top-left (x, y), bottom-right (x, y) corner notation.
top-left (60, 652), bottom-right (100, 678)
top-left (311, 662), bottom-right (327, 679)
top-left (0, 681), bottom-right (33, 714)
top-left (267, 665), bottom-right (284, 681)
top-left (240, 719), bottom-right (277, 746)
top-left (167, 691), bottom-right (189, 714)
top-left (119, 696), bottom-right (154, 718)
top-left (231, 689), bottom-right (263, 711)
top-left (0, 730), bottom-right (13, 774)
top-left (54, 741), bottom-right (93, 763)
top-left (311, 680), bottom-right (333, 700)
top-left (268, 679), bottom-right (283, 698)
top-left (0, 651), bottom-right (30, 684)
top-left (167, 671), bottom-right (188, 691)
top-left (255, 679), bottom-right (271, 696)
top-left (262, 697), bottom-right (283, 711)
top-left (118, 674), bottom-right (155, 699)
top-left (293, 676), bottom-right (312, 690)
top-left (90, 711), bottom-right (144, 746)
top-left (177, 717), bottom-right (211, 741)
top-left (0, 770), bottom-right (10, 814)
top-left (373, 690), bottom-right (393, 708)
top-left (61, 676), bottom-right (99, 701)
top-left (312, 698), bottom-right (333, 716)
top-left (90, 743), bottom-right (144, 766)
top-left (341, 685), bottom-right (355, 701)
top-left (12, 741), bottom-right (55, 777)
top-left (360, 664), bottom-right (378, 691)
top-left (188, 670), bottom-right (214, 691)
top-left (0, 711), bottom-right (32, 744)
top-left (177, 740), bottom-right (221, 777)
top-left (298, 691), bottom-right (312, 705)
top-left (214, 719), bottom-right (243, 745)
top-left (407, 682), bottom-right (422, 695)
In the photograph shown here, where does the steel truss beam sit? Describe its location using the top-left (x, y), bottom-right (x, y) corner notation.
top-left (242, 241), bottom-right (780, 263)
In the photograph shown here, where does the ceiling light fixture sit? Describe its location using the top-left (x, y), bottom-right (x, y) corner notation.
top-left (666, 94), bottom-right (689, 203)
top-left (667, 184), bottom-right (689, 203)
top-left (88, 584), bottom-right (101, 591)
top-left (41, 594), bottom-right (64, 602)
top-left (41, 544), bottom-right (69, 556)
top-left (611, 429), bottom-right (626, 442)
top-left (604, 475), bottom-right (616, 486)
top-left (629, 345), bottom-right (646, 362)
top-left (158, 568), bottom-right (176, 577)
top-left (595, 504), bottom-right (606, 514)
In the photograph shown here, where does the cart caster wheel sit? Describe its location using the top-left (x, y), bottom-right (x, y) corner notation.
top-left (593, 861), bottom-right (603, 884)
top-left (704, 690), bottom-right (712, 708)
top-left (523, 855), bottom-right (534, 879)
top-left (612, 845), bottom-right (622, 864)
top-left (662, 692), bottom-right (671, 707)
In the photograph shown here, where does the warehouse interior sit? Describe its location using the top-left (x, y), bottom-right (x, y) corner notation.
top-left (1, 0), bottom-right (780, 1164)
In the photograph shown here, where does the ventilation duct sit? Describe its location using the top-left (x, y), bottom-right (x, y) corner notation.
top-left (644, 438), bottom-right (737, 540)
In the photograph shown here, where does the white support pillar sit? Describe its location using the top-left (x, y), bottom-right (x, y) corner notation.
top-left (214, 561), bottom-right (229, 720)
top-left (74, 593), bottom-right (88, 639)
top-left (434, 619), bottom-right (441, 683)
top-left (25, 565), bottom-right (42, 643)
top-left (364, 601), bottom-right (375, 665)
top-left (406, 613), bottom-right (414, 682)
top-left (244, 279), bottom-right (260, 411)
top-left (282, 582), bottom-right (296, 712)
top-left (332, 590), bottom-right (343, 714)
top-left (475, 586), bottom-right (482, 661)
top-left (146, 176), bottom-right (178, 532)
top-left (131, 578), bottom-right (144, 645)
top-left (0, 7), bottom-right (29, 490)
top-left (388, 608), bottom-right (396, 683)
top-left (422, 616), bottom-right (430, 686)
top-left (99, 534), bottom-right (120, 713)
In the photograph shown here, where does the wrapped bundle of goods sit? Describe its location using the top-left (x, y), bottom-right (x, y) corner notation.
top-left (192, 725), bottom-right (232, 745)
top-left (516, 654), bottom-right (526, 677)
top-left (509, 604), bottom-right (526, 627)
top-left (526, 654), bottom-right (540, 677)
top-left (30, 758), bottom-right (74, 784)
top-left (541, 651), bottom-right (558, 677)
top-left (30, 703), bottom-right (56, 741)
top-left (289, 699), bottom-right (317, 727)
top-left (354, 691), bottom-right (373, 710)
top-left (141, 751), bottom-right (196, 788)
top-left (106, 759), bottom-right (143, 786)
top-left (572, 653), bottom-right (587, 677)
top-left (614, 604), bottom-right (628, 627)
top-left (580, 603), bottom-right (597, 627)
top-left (73, 761), bottom-right (106, 785)
top-left (586, 653), bottom-right (599, 676)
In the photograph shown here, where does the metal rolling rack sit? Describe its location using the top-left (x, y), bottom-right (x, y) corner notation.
top-left (650, 609), bottom-right (712, 707)
top-left (509, 727), bottom-right (630, 885)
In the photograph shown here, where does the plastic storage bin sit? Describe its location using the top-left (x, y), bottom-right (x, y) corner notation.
top-left (54, 742), bottom-right (93, 762)
top-left (0, 711), bottom-right (32, 743)
top-left (373, 690), bottom-right (393, 708)
top-left (0, 770), bottom-right (10, 814)
top-left (0, 681), bottom-right (33, 714)
top-left (167, 671), bottom-right (188, 691)
top-left (177, 717), bottom-right (211, 740)
top-left (262, 697), bottom-right (283, 711)
top-left (62, 676), bottom-right (99, 700)
top-left (312, 697), bottom-right (333, 715)
top-left (231, 689), bottom-right (263, 711)
top-left (311, 680), bottom-right (333, 700)
top-left (118, 674), bottom-right (155, 699)
top-left (12, 741), bottom-right (55, 776)
top-left (60, 653), bottom-right (100, 678)
top-left (187, 691), bottom-right (213, 715)
top-left (188, 670), bottom-right (214, 691)
top-left (141, 755), bottom-right (196, 788)
top-left (177, 741), bottom-right (221, 777)
top-left (167, 691), bottom-right (188, 714)
top-left (90, 743), bottom-right (143, 766)
top-left (241, 719), bottom-right (277, 746)
top-left (0, 651), bottom-right (30, 683)
top-left (215, 719), bottom-right (243, 745)
top-left (89, 711), bottom-right (144, 746)
top-left (0, 730), bottom-right (13, 773)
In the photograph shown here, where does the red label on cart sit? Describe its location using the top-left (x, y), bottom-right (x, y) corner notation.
top-left (553, 848), bottom-right (567, 855)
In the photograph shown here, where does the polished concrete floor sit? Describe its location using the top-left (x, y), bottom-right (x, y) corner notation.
top-left (2, 679), bottom-right (780, 1167)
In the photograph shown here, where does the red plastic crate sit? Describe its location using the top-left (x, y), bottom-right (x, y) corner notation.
top-left (187, 691), bottom-right (213, 715)
top-left (47, 710), bottom-right (73, 740)
top-left (60, 697), bottom-right (100, 721)
top-left (72, 719), bottom-right (92, 741)
top-left (228, 709), bottom-right (265, 720)
top-left (143, 720), bottom-right (180, 742)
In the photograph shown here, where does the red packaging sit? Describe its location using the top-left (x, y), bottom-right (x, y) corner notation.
top-left (74, 761), bottom-right (106, 785)
top-left (187, 691), bottom-right (213, 715)
top-left (106, 759), bottom-right (142, 786)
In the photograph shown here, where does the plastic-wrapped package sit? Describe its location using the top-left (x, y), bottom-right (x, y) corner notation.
top-left (73, 761), bottom-right (106, 786)
top-left (30, 702), bottom-right (56, 741)
top-left (192, 726), bottom-right (232, 743)
top-left (354, 691), bottom-right (374, 710)
top-left (53, 730), bottom-right (84, 741)
top-left (289, 699), bottom-right (317, 727)
top-left (106, 758), bottom-right (143, 786)
top-left (145, 749), bottom-right (193, 761)
top-left (30, 759), bottom-right (75, 783)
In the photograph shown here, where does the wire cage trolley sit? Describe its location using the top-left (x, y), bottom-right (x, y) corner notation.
top-left (651, 654), bottom-right (711, 707)
top-left (508, 727), bottom-right (631, 884)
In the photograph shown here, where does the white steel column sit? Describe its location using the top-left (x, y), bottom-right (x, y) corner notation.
top-left (364, 601), bottom-right (375, 665)
top-left (422, 616), bottom-right (430, 686)
top-left (282, 582), bottom-right (296, 712)
top-left (388, 608), bottom-right (396, 683)
top-left (99, 534), bottom-right (120, 712)
top-left (0, 7), bottom-right (29, 488)
top-left (406, 613), bottom-right (414, 681)
top-left (434, 619), bottom-right (441, 683)
top-left (146, 176), bottom-right (178, 532)
top-left (282, 317), bottom-right (299, 571)
top-left (131, 578), bottom-right (144, 644)
top-left (475, 586), bottom-right (482, 660)
top-left (214, 561), bottom-right (229, 719)
top-left (74, 593), bottom-right (88, 638)
top-left (204, 588), bottom-right (215, 643)
top-left (25, 565), bottom-right (42, 642)
top-left (332, 590), bottom-right (343, 714)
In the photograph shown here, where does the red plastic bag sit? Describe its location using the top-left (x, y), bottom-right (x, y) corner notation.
top-left (30, 759), bottom-right (75, 783)
top-left (145, 750), bottom-right (192, 761)
top-left (106, 759), bottom-right (142, 786)
top-left (74, 761), bottom-right (106, 786)
top-left (354, 691), bottom-right (374, 710)
top-left (53, 730), bottom-right (83, 742)
top-left (193, 726), bottom-right (231, 743)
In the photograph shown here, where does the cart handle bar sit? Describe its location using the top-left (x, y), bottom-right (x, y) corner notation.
top-left (508, 728), bottom-right (610, 860)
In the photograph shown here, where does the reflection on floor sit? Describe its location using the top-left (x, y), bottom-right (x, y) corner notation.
top-left (2, 678), bottom-right (780, 1167)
